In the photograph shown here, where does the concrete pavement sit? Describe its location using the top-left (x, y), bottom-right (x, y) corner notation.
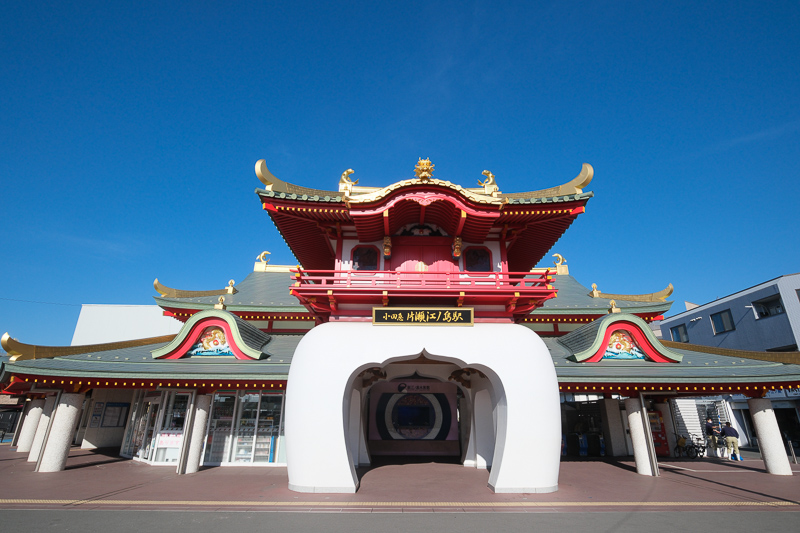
top-left (1, 444), bottom-right (799, 513)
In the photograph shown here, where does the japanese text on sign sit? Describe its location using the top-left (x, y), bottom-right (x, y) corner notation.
top-left (373, 307), bottom-right (474, 326)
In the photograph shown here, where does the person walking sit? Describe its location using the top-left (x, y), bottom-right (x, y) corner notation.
top-left (720, 422), bottom-right (743, 461)
top-left (705, 417), bottom-right (719, 457)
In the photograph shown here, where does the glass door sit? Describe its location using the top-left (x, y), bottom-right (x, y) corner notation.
top-left (231, 393), bottom-right (259, 463)
top-left (153, 391), bottom-right (191, 463)
top-left (121, 390), bottom-right (144, 457)
top-left (254, 394), bottom-right (282, 462)
top-left (134, 395), bottom-right (162, 460)
top-left (203, 393), bottom-right (236, 465)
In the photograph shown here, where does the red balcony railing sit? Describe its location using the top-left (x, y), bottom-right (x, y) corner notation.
top-left (289, 268), bottom-right (557, 321)
top-left (291, 268), bottom-right (553, 291)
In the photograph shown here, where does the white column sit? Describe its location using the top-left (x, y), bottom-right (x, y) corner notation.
top-left (15, 399), bottom-right (44, 454)
top-left (624, 397), bottom-right (654, 476)
top-left (654, 402), bottom-right (678, 458)
top-left (748, 398), bottom-right (793, 476)
top-left (38, 393), bottom-right (84, 473)
top-left (600, 398), bottom-right (626, 457)
top-left (11, 400), bottom-right (32, 447)
top-left (183, 394), bottom-right (211, 475)
top-left (28, 395), bottom-right (57, 462)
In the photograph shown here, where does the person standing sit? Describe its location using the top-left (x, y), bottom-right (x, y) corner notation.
top-left (720, 422), bottom-right (743, 461)
top-left (705, 417), bottom-right (719, 457)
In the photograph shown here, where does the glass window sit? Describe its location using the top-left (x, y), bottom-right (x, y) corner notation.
top-left (204, 393), bottom-right (236, 464)
top-left (161, 392), bottom-right (190, 431)
top-left (711, 309), bottom-right (735, 334)
top-left (753, 295), bottom-right (784, 318)
top-left (670, 324), bottom-right (688, 343)
top-left (464, 247), bottom-right (491, 272)
top-left (352, 246), bottom-right (379, 271)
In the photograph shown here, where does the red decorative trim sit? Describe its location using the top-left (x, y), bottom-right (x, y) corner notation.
top-left (584, 322), bottom-right (678, 363)
top-left (155, 318), bottom-right (255, 360)
top-left (4, 374), bottom-right (289, 394)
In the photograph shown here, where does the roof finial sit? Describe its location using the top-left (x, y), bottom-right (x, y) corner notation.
top-left (215, 296), bottom-right (226, 310)
top-left (552, 253), bottom-right (569, 275)
top-left (338, 169), bottom-right (358, 194)
top-left (254, 251), bottom-right (272, 272)
top-left (590, 283), bottom-right (601, 297)
top-left (414, 158), bottom-right (434, 181)
top-left (479, 170), bottom-right (499, 196)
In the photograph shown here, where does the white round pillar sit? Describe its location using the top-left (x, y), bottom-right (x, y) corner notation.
top-left (28, 395), bottom-right (57, 462)
top-left (625, 398), bottom-right (654, 476)
top-left (15, 399), bottom-right (44, 454)
top-left (748, 398), bottom-right (793, 476)
top-left (184, 394), bottom-right (212, 475)
top-left (38, 393), bottom-right (84, 473)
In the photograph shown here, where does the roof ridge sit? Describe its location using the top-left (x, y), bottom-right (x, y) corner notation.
top-left (1, 332), bottom-right (177, 362)
top-left (661, 340), bottom-right (800, 365)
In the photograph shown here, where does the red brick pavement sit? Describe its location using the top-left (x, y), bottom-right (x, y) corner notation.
top-left (1, 444), bottom-right (798, 512)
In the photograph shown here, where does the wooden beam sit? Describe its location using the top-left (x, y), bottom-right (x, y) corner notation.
top-left (455, 209), bottom-right (466, 236)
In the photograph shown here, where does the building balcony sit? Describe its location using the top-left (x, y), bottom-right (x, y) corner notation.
top-left (289, 268), bottom-right (557, 322)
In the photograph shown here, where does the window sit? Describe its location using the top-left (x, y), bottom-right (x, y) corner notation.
top-left (753, 295), bottom-right (784, 318)
top-left (352, 246), bottom-right (379, 271)
top-left (464, 247), bottom-right (491, 272)
top-left (670, 324), bottom-right (688, 343)
top-left (711, 309), bottom-right (735, 334)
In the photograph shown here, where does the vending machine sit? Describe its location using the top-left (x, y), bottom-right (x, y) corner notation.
top-left (648, 410), bottom-right (670, 457)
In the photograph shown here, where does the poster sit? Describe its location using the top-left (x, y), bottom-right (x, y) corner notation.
top-left (89, 402), bottom-right (105, 428)
top-left (101, 402), bottom-right (130, 427)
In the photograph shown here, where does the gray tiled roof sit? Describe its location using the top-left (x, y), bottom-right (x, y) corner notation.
top-left (546, 337), bottom-right (800, 383)
top-left (505, 192), bottom-right (594, 204)
top-left (257, 187), bottom-right (593, 206)
top-left (154, 271), bottom-right (304, 311)
top-left (533, 275), bottom-right (672, 314)
top-left (256, 188), bottom-right (343, 203)
top-left (3, 334), bottom-right (304, 381)
top-left (6, 328), bottom-right (800, 386)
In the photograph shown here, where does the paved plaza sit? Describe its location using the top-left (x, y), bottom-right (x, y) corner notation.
top-left (1, 444), bottom-right (799, 513)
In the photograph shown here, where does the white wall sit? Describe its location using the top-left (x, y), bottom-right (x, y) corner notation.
top-left (81, 389), bottom-right (135, 449)
top-left (71, 305), bottom-right (183, 345)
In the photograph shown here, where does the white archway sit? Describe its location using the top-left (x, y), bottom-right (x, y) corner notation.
top-left (284, 322), bottom-right (561, 493)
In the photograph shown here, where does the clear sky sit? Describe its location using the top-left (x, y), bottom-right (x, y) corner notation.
top-left (2, 1), bottom-right (799, 347)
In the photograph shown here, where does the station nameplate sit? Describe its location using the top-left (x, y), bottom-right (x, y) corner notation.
top-left (372, 307), bottom-right (474, 326)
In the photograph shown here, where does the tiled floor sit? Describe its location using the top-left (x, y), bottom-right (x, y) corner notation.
top-left (1, 445), bottom-right (798, 512)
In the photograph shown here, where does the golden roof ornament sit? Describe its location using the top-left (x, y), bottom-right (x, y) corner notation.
top-left (338, 169), bottom-right (358, 194)
top-left (590, 283), bottom-right (601, 298)
top-left (414, 158), bottom-right (434, 181)
top-left (214, 295), bottom-right (226, 310)
top-left (479, 170), bottom-right (500, 196)
top-left (552, 253), bottom-right (569, 275)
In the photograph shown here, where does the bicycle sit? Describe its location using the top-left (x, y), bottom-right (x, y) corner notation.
top-left (674, 433), bottom-right (706, 459)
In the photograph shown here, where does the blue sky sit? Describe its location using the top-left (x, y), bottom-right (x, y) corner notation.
top-left (2, 1), bottom-right (799, 347)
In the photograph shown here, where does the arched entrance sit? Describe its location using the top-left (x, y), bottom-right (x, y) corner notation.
top-left (284, 322), bottom-right (561, 494)
top-left (359, 360), bottom-right (466, 465)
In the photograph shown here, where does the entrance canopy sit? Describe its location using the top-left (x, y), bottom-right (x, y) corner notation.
top-left (284, 322), bottom-right (561, 494)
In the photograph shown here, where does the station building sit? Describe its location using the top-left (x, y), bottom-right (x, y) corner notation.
top-left (3, 158), bottom-right (799, 493)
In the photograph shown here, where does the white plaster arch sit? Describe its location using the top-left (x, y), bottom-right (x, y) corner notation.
top-left (284, 322), bottom-right (561, 493)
